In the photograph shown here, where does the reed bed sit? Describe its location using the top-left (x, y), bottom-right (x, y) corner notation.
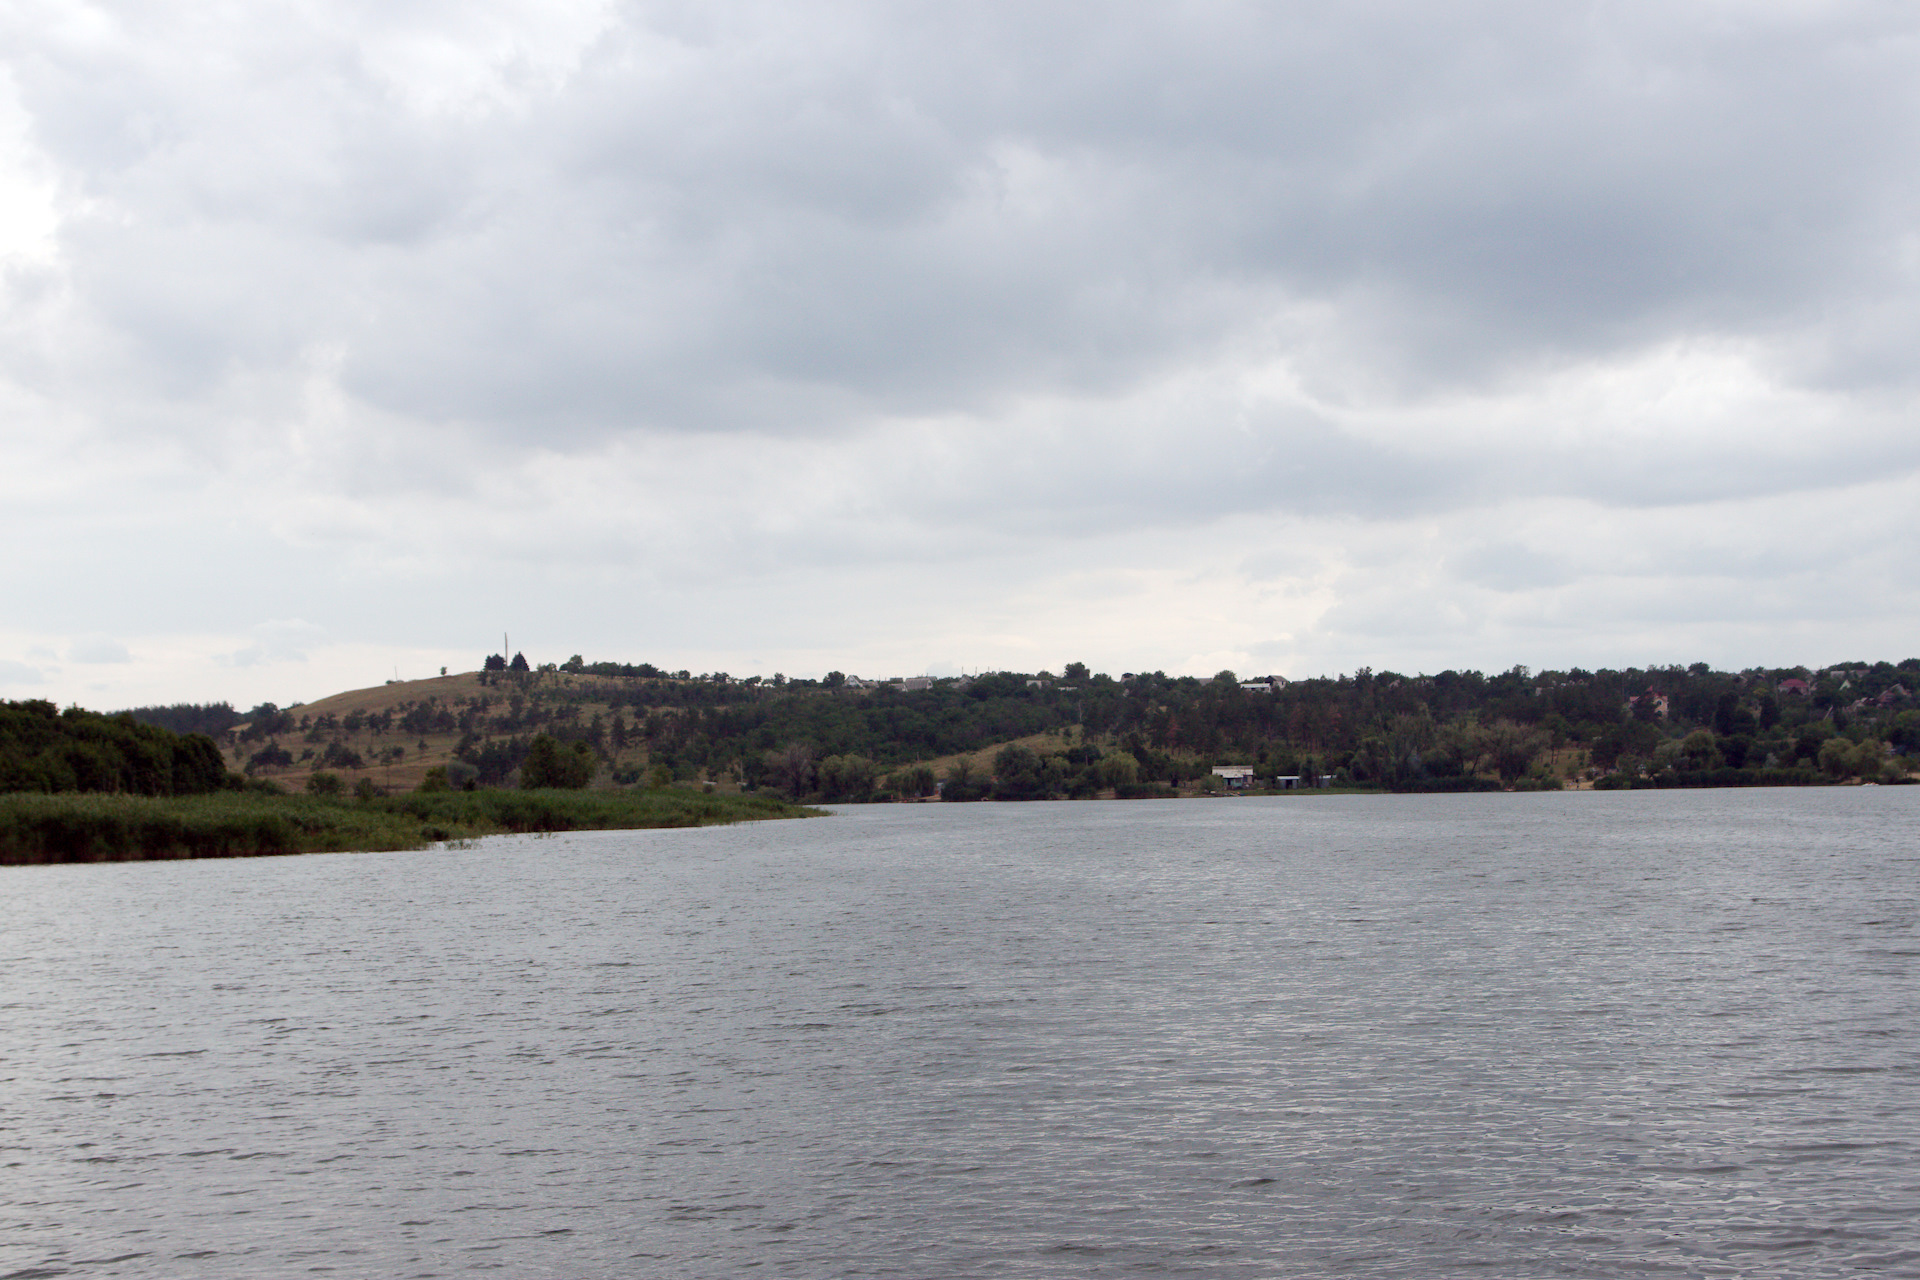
top-left (0, 788), bottom-right (816, 865)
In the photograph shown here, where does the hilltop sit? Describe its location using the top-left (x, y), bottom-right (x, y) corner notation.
top-left (217, 670), bottom-right (549, 792)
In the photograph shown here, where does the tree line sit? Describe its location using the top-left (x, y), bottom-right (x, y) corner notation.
top-left (2, 700), bottom-right (233, 796)
top-left (98, 654), bottom-right (1920, 801)
top-left (438, 654), bottom-right (1920, 798)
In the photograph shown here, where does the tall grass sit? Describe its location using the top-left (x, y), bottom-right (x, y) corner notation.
top-left (380, 788), bottom-right (810, 839)
top-left (0, 788), bottom-right (817, 865)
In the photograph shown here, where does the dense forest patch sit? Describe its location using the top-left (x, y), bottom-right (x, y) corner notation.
top-left (1, 700), bottom-right (230, 796)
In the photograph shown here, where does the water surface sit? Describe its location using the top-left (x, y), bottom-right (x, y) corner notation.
top-left (4, 789), bottom-right (1916, 1277)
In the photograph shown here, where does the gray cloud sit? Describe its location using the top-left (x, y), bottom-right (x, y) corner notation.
top-left (68, 635), bottom-right (131, 664)
top-left (0, 658), bottom-right (45, 686)
top-left (2, 1), bottom-right (1919, 702)
top-left (12, 3), bottom-right (1916, 432)
top-left (217, 620), bottom-right (326, 669)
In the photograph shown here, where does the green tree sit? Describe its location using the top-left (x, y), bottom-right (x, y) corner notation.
top-left (1851, 738), bottom-right (1887, 780)
top-left (817, 754), bottom-right (878, 801)
top-left (1817, 736), bottom-right (1855, 779)
top-left (1794, 724), bottom-right (1833, 764)
top-left (764, 742), bottom-right (816, 797)
top-left (1094, 751), bottom-right (1139, 790)
top-left (0, 700), bottom-right (233, 796)
top-left (891, 764), bottom-right (936, 797)
top-left (991, 744), bottom-right (1052, 799)
top-left (1485, 720), bottom-right (1548, 783)
top-left (521, 734), bottom-right (596, 788)
top-left (319, 742), bottom-right (365, 770)
top-left (1676, 729), bottom-right (1723, 771)
top-left (1438, 719), bottom-right (1490, 777)
top-left (246, 743), bottom-right (293, 774)
top-left (943, 757), bottom-right (987, 801)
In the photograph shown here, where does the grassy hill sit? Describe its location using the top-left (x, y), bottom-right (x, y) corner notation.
top-left (222, 671), bottom-right (555, 792)
top-left (216, 669), bottom-right (1112, 798)
top-left (188, 657), bottom-right (1920, 800)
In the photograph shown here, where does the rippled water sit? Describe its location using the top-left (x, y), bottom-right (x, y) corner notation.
top-left (4, 789), bottom-right (1917, 1278)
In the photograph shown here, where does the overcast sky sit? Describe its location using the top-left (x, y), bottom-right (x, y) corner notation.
top-left (3, 0), bottom-right (1918, 709)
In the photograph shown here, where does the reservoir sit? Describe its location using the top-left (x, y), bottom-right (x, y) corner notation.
top-left (4, 790), bottom-right (1916, 1277)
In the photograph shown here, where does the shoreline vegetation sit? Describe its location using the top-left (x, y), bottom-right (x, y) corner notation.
top-left (0, 789), bottom-right (819, 866)
top-left (5, 653), bottom-right (1915, 862)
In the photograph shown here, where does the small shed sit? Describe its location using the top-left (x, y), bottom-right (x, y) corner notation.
top-left (1211, 765), bottom-right (1256, 788)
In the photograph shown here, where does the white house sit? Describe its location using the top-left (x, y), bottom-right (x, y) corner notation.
top-left (1211, 765), bottom-right (1256, 788)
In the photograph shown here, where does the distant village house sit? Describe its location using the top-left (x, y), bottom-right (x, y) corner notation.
top-left (1627, 688), bottom-right (1670, 718)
